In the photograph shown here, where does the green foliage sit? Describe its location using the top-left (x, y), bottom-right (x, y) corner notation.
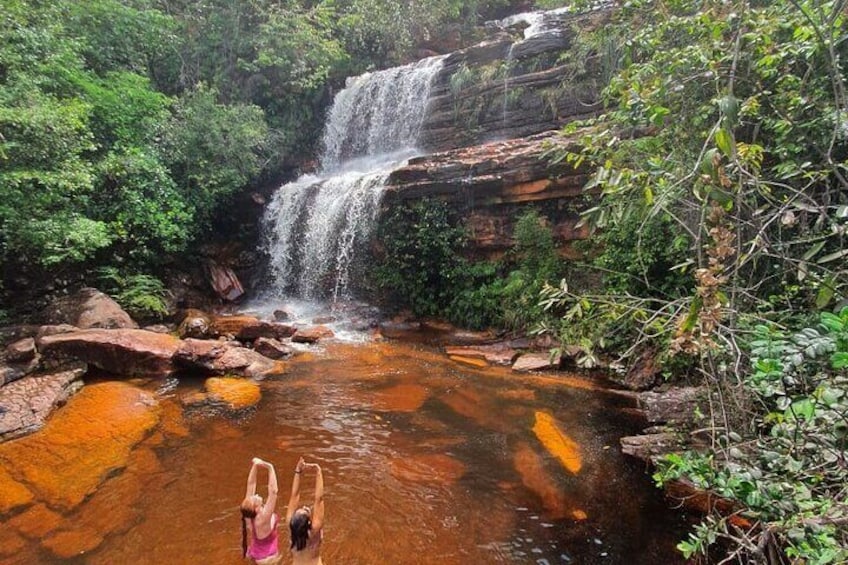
top-left (375, 198), bottom-right (468, 318)
top-left (96, 267), bottom-right (170, 320)
top-left (375, 203), bottom-right (564, 330)
top-left (162, 84), bottom-right (269, 226)
top-left (654, 309), bottom-right (848, 563)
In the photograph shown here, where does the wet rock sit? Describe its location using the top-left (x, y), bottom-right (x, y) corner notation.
top-left (0, 382), bottom-right (161, 511)
top-left (176, 308), bottom-right (213, 339)
top-left (6, 504), bottom-right (63, 539)
top-left (37, 329), bottom-right (180, 377)
top-left (41, 288), bottom-right (138, 330)
top-left (273, 309), bottom-right (291, 321)
top-left (42, 528), bottom-right (104, 559)
top-left (253, 337), bottom-right (293, 360)
top-left (6, 338), bottom-right (36, 363)
top-left (182, 377), bottom-right (261, 411)
top-left (512, 441), bottom-right (571, 519)
top-left (312, 316), bottom-right (336, 325)
top-left (174, 339), bottom-right (284, 379)
top-left (0, 464), bottom-right (34, 514)
top-left (0, 365), bottom-right (86, 442)
top-left (511, 351), bottom-right (561, 372)
top-left (532, 411), bottom-right (582, 474)
top-left (444, 344), bottom-right (518, 366)
top-left (291, 325), bottom-right (334, 344)
top-left (211, 315), bottom-right (295, 341)
top-left (370, 383), bottom-right (429, 412)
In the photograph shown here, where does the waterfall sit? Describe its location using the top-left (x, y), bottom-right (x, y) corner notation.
top-left (263, 56), bottom-right (445, 302)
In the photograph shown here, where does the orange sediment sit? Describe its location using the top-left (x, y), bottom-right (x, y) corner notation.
top-left (532, 411), bottom-right (582, 474)
top-left (0, 382), bottom-right (161, 511)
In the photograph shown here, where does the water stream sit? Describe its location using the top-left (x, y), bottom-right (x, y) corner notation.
top-left (263, 57), bottom-right (445, 302)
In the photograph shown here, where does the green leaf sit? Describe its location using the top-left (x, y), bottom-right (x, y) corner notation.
top-left (715, 127), bottom-right (734, 157)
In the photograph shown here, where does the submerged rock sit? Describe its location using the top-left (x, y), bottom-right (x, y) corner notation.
top-left (0, 381), bottom-right (161, 511)
top-left (253, 337), bottom-right (293, 360)
top-left (182, 377), bottom-right (261, 411)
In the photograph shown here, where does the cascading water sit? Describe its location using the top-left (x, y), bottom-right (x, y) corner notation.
top-left (263, 56), bottom-right (445, 303)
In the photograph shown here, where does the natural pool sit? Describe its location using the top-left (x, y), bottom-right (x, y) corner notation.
top-left (0, 339), bottom-right (688, 564)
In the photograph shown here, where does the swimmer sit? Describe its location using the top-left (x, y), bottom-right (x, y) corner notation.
top-left (241, 457), bottom-right (281, 565)
top-left (286, 457), bottom-right (325, 565)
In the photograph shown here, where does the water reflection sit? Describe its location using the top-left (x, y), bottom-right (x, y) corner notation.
top-left (0, 341), bottom-right (687, 564)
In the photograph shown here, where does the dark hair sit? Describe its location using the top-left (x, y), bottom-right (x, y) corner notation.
top-left (240, 500), bottom-right (258, 557)
top-left (289, 511), bottom-right (311, 551)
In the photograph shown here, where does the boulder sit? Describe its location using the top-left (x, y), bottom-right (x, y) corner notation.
top-left (176, 309), bottom-right (213, 339)
top-left (253, 337), bottom-right (294, 360)
top-left (41, 288), bottom-right (138, 330)
top-left (511, 351), bottom-right (561, 372)
top-left (174, 339), bottom-right (284, 379)
top-left (6, 338), bottom-right (36, 363)
top-left (182, 377), bottom-right (261, 411)
top-left (273, 309), bottom-right (291, 322)
top-left (444, 344), bottom-right (518, 365)
top-left (291, 325), bottom-right (335, 344)
top-left (0, 365), bottom-right (86, 442)
top-left (37, 329), bottom-right (181, 377)
top-left (621, 347), bottom-right (661, 391)
top-left (210, 315), bottom-right (295, 341)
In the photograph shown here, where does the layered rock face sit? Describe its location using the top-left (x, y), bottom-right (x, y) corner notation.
top-left (419, 9), bottom-right (608, 153)
top-left (385, 132), bottom-right (592, 257)
top-left (386, 9), bottom-right (609, 257)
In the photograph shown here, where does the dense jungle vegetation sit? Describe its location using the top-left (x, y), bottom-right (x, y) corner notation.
top-left (0, 0), bottom-right (512, 317)
top-left (3, 0), bottom-right (847, 562)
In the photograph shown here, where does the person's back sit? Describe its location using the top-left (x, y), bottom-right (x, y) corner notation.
top-left (291, 527), bottom-right (323, 565)
top-left (286, 458), bottom-right (325, 565)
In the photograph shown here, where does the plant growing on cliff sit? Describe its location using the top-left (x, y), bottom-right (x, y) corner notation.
top-left (543, 0), bottom-right (848, 560)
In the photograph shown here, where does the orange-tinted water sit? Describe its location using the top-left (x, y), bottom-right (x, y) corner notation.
top-left (0, 340), bottom-right (687, 564)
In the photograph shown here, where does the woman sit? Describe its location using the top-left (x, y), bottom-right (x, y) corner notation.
top-left (240, 457), bottom-right (281, 565)
top-left (286, 457), bottom-right (325, 565)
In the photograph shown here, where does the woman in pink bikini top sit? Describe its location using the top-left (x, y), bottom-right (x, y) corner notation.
top-left (286, 457), bottom-right (325, 565)
top-left (240, 457), bottom-right (282, 565)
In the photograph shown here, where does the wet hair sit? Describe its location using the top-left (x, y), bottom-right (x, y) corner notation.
top-left (240, 497), bottom-right (258, 557)
top-left (289, 510), bottom-right (311, 551)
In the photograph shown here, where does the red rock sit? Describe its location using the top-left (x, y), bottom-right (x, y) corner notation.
top-left (205, 261), bottom-right (244, 302)
top-left (291, 325), bottom-right (334, 344)
top-left (182, 377), bottom-right (261, 411)
top-left (211, 316), bottom-right (295, 340)
top-left (174, 339), bottom-right (284, 379)
top-left (37, 329), bottom-right (180, 377)
top-left (253, 337), bottom-right (293, 360)
top-left (5, 338), bottom-right (35, 362)
top-left (41, 288), bottom-right (137, 330)
top-left (0, 365), bottom-right (85, 441)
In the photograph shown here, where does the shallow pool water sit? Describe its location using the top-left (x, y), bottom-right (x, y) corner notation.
top-left (0, 340), bottom-right (688, 564)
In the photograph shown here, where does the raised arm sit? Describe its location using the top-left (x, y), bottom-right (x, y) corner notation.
top-left (245, 457), bottom-right (261, 499)
top-left (309, 463), bottom-right (325, 531)
top-left (261, 461), bottom-right (279, 515)
top-left (285, 457), bottom-right (305, 524)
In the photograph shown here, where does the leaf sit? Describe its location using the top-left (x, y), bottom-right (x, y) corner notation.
top-left (715, 127), bottom-right (734, 158)
top-left (816, 248), bottom-right (848, 264)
